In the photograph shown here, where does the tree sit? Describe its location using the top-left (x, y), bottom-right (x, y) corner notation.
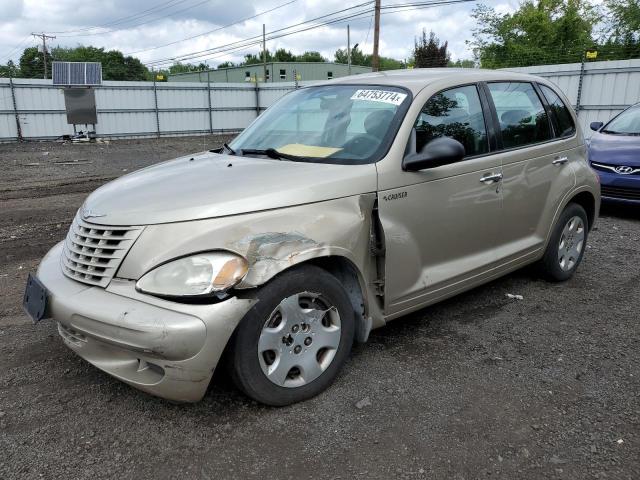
top-left (0, 60), bottom-right (19, 77)
top-left (334, 46), bottom-right (403, 70)
top-left (469, 0), bottom-right (598, 68)
top-left (413, 29), bottom-right (450, 68)
top-left (295, 51), bottom-right (326, 62)
top-left (273, 48), bottom-right (296, 62)
top-left (334, 45), bottom-right (368, 66)
top-left (216, 61), bottom-right (236, 69)
top-left (605, 0), bottom-right (640, 42)
top-left (599, 0), bottom-right (640, 60)
top-left (19, 47), bottom-right (46, 78)
top-left (448, 59), bottom-right (476, 68)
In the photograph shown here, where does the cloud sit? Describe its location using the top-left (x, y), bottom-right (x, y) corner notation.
top-left (0, 0), bottom-right (520, 67)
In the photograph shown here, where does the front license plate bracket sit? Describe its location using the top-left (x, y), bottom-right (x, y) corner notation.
top-left (23, 273), bottom-right (48, 324)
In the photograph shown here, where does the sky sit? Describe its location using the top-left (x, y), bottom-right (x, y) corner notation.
top-left (0, 0), bottom-right (521, 68)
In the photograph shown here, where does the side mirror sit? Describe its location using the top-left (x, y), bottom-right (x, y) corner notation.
top-left (403, 136), bottom-right (465, 171)
top-left (590, 121), bottom-right (603, 132)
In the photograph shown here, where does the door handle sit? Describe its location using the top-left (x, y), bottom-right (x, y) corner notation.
top-left (480, 172), bottom-right (503, 183)
top-left (552, 156), bottom-right (569, 165)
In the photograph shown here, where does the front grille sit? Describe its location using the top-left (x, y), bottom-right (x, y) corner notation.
top-left (601, 185), bottom-right (640, 201)
top-left (61, 214), bottom-right (143, 287)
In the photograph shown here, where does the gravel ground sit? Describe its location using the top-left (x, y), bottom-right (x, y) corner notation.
top-left (0, 137), bottom-right (638, 480)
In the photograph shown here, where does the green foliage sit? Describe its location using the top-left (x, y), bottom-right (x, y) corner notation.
top-left (413, 29), bottom-right (450, 68)
top-left (14, 45), bottom-right (150, 80)
top-left (216, 61), bottom-right (236, 69)
top-left (598, 0), bottom-right (640, 60)
top-left (448, 59), bottom-right (476, 68)
top-left (238, 49), bottom-right (326, 66)
top-left (19, 47), bottom-right (46, 78)
top-left (333, 46), bottom-right (403, 70)
top-left (0, 60), bottom-right (19, 78)
top-left (470, 0), bottom-right (598, 68)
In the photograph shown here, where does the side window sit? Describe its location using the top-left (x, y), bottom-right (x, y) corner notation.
top-left (539, 84), bottom-right (576, 138)
top-left (488, 82), bottom-right (552, 149)
top-left (414, 85), bottom-right (489, 157)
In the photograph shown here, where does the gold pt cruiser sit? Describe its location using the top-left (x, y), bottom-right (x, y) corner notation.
top-left (24, 69), bottom-right (600, 405)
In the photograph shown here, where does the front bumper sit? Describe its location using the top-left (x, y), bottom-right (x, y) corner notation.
top-left (36, 242), bottom-right (255, 402)
top-left (594, 169), bottom-right (640, 204)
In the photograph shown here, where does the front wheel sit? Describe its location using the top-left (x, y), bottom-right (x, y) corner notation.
top-left (539, 202), bottom-right (589, 282)
top-left (228, 265), bottom-right (355, 406)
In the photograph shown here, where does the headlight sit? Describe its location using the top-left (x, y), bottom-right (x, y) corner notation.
top-left (136, 252), bottom-right (248, 297)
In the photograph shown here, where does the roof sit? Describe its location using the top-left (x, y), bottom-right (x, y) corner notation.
top-left (169, 62), bottom-right (372, 76)
top-left (325, 68), bottom-right (550, 94)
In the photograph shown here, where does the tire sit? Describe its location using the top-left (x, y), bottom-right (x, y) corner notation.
top-left (539, 202), bottom-right (589, 282)
top-left (228, 265), bottom-right (355, 406)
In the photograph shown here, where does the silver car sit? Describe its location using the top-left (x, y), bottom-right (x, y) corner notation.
top-left (24, 69), bottom-right (600, 405)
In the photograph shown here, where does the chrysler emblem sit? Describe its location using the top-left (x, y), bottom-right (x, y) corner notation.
top-left (82, 208), bottom-right (106, 219)
top-left (615, 165), bottom-right (634, 175)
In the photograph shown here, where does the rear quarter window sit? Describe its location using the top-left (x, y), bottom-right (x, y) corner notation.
top-left (539, 84), bottom-right (576, 138)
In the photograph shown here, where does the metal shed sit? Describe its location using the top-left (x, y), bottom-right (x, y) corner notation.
top-left (169, 62), bottom-right (372, 83)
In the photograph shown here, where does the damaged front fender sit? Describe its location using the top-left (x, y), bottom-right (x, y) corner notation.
top-left (116, 195), bottom-right (384, 328)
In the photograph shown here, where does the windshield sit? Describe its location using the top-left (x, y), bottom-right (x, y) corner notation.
top-left (602, 104), bottom-right (640, 135)
top-left (229, 84), bottom-right (411, 164)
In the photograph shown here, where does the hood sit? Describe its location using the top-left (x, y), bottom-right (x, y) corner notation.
top-left (81, 151), bottom-right (377, 226)
top-left (589, 131), bottom-right (640, 167)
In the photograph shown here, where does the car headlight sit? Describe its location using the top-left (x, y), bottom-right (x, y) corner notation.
top-left (136, 252), bottom-right (248, 297)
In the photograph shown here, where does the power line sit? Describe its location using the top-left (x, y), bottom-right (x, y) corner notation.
top-left (46, 0), bottom-right (188, 35)
top-left (145, 0), bottom-right (475, 68)
top-left (144, 2), bottom-right (375, 66)
top-left (124, 0), bottom-right (299, 56)
top-left (53, 0), bottom-right (211, 37)
top-left (1, 35), bottom-right (34, 62)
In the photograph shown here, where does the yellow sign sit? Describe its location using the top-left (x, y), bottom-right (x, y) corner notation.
top-left (586, 50), bottom-right (598, 59)
top-left (156, 74), bottom-right (165, 81)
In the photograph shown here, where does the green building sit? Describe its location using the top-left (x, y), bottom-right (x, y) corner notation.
top-left (168, 62), bottom-right (372, 83)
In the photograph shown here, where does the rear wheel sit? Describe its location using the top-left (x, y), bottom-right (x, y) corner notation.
top-left (539, 203), bottom-right (589, 281)
top-left (228, 265), bottom-right (355, 406)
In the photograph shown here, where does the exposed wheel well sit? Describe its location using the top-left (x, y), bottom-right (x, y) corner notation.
top-left (569, 191), bottom-right (596, 230)
top-left (307, 256), bottom-right (370, 342)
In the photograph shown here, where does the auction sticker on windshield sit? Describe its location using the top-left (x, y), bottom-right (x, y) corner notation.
top-left (351, 89), bottom-right (407, 106)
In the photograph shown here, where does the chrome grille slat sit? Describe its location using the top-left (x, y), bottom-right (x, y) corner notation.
top-left (61, 213), bottom-right (143, 287)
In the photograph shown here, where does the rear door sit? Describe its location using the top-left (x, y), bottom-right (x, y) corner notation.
top-left (481, 81), bottom-right (577, 265)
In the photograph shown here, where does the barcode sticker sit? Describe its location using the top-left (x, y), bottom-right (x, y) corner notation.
top-left (350, 89), bottom-right (407, 106)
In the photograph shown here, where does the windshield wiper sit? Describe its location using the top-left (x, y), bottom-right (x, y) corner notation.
top-left (222, 143), bottom-right (236, 155)
top-left (239, 148), bottom-right (312, 162)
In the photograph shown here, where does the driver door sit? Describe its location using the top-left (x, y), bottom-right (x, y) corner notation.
top-left (376, 84), bottom-right (504, 317)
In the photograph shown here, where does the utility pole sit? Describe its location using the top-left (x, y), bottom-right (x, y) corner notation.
top-left (262, 24), bottom-right (267, 83)
top-left (347, 24), bottom-right (351, 76)
top-left (372, 0), bottom-right (381, 72)
top-left (32, 32), bottom-right (56, 79)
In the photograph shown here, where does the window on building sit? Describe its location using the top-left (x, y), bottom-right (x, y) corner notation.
top-left (280, 69), bottom-right (286, 80)
top-left (487, 82), bottom-right (552, 149)
top-left (245, 71), bottom-right (251, 82)
top-left (266, 69), bottom-right (270, 81)
top-left (327, 71), bottom-right (333, 80)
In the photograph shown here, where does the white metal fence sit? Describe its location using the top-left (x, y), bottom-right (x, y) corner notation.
top-left (504, 58), bottom-right (640, 136)
top-left (2, 58), bottom-right (640, 142)
top-left (0, 78), bottom-right (310, 142)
